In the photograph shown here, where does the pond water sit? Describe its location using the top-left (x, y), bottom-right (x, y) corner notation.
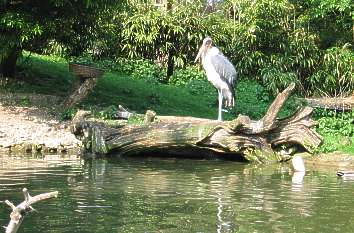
top-left (1, 154), bottom-right (354, 233)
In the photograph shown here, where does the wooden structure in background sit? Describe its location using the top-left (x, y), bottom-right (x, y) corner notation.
top-left (62, 63), bottom-right (104, 108)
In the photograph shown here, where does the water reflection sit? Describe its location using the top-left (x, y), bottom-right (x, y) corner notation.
top-left (1, 155), bottom-right (354, 233)
top-left (291, 171), bottom-right (305, 187)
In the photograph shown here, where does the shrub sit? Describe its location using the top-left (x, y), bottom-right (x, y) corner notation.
top-left (97, 105), bottom-right (118, 120)
top-left (68, 56), bottom-right (166, 84)
top-left (169, 66), bottom-right (206, 86)
top-left (111, 58), bottom-right (166, 83)
top-left (309, 44), bottom-right (353, 96)
top-left (314, 109), bottom-right (354, 153)
top-left (60, 107), bottom-right (78, 121)
top-left (261, 64), bottom-right (299, 95)
top-left (130, 60), bottom-right (166, 83)
top-left (315, 110), bottom-right (354, 137)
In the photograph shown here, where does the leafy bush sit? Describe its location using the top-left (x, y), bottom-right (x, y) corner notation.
top-left (228, 79), bottom-right (272, 119)
top-left (68, 56), bottom-right (166, 83)
top-left (169, 66), bottom-right (206, 86)
top-left (96, 59), bottom-right (122, 72)
top-left (261, 64), bottom-right (299, 95)
top-left (60, 107), bottom-right (78, 121)
top-left (309, 44), bottom-right (353, 96)
top-left (314, 109), bottom-right (354, 153)
top-left (112, 58), bottom-right (166, 83)
top-left (315, 110), bottom-right (354, 137)
top-left (110, 58), bottom-right (138, 74)
top-left (130, 60), bottom-right (166, 83)
top-left (69, 56), bottom-right (96, 67)
top-left (97, 105), bottom-right (118, 120)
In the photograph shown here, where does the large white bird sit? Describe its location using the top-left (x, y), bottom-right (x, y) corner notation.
top-left (195, 37), bottom-right (237, 121)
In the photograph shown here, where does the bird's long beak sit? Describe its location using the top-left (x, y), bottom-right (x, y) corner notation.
top-left (194, 45), bottom-right (205, 63)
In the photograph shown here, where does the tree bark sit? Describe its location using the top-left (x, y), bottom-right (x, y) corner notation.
top-left (72, 83), bottom-right (323, 163)
top-left (304, 95), bottom-right (354, 111)
top-left (62, 77), bottom-right (98, 108)
top-left (165, 49), bottom-right (174, 82)
top-left (0, 47), bottom-right (21, 77)
top-left (62, 64), bottom-right (104, 108)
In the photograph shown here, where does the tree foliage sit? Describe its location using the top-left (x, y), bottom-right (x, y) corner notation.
top-left (110, 0), bottom-right (352, 96)
top-left (1, 0), bottom-right (352, 96)
top-left (0, 0), bottom-right (119, 76)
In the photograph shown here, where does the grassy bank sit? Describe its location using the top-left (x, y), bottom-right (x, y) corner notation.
top-left (1, 53), bottom-right (353, 155)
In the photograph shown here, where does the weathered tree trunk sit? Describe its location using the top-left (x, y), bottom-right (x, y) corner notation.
top-left (304, 95), bottom-right (354, 111)
top-left (165, 49), bottom-right (174, 82)
top-left (62, 64), bottom-right (104, 108)
top-left (72, 83), bottom-right (322, 163)
top-left (62, 77), bottom-right (98, 108)
top-left (4, 188), bottom-right (58, 233)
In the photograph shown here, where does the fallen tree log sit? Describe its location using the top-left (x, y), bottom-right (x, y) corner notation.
top-left (71, 83), bottom-right (323, 163)
top-left (4, 188), bottom-right (58, 233)
top-left (303, 92), bottom-right (354, 111)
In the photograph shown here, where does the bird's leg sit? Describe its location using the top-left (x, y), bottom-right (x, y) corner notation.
top-left (218, 90), bottom-right (223, 121)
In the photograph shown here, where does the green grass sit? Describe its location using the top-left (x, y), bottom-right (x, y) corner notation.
top-left (7, 53), bottom-right (292, 120)
top-left (342, 144), bottom-right (354, 154)
top-left (318, 134), bottom-right (354, 154)
top-left (5, 52), bottom-right (75, 96)
top-left (1, 52), bottom-right (353, 155)
top-left (84, 73), bottom-right (217, 118)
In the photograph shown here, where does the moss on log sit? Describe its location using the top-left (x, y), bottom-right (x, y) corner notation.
top-left (71, 83), bottom-right (322, 163)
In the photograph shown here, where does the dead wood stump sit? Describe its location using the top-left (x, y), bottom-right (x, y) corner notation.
top-left (4, 188), bottom-right (58, 233)
top-left (62, 63), bottom-right (104, 108)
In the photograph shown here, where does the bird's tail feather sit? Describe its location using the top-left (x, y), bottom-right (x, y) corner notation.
top-left (222, 85), bottom-right (235, 108)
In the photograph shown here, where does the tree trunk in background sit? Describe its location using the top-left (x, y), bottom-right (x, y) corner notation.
top-left (63, 63), bottom-right (104, 108)
top-left (0, 47), bottom-right (21, 77)
top-left (304, 95), bottom-right (354, 111)
top-left (165, 49), bottom-right (174, 83)
top-left (72, 84), bottom-right (323, 163)
top-left (62, 78), bottom-right (98, 108)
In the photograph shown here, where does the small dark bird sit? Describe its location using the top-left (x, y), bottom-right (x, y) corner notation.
top-left (337, 171), bottom-right (354, 177)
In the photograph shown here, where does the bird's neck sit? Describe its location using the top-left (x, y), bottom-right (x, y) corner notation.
top-left (208, 46), bottom-right (220, 56)
top-left (201, 46), bottom-right (219, 63)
